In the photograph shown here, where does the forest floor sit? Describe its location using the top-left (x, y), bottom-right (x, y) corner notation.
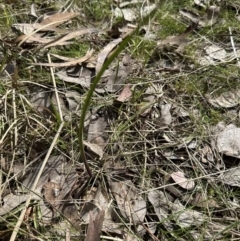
top-left (1, 0), bottom-right (240, 240)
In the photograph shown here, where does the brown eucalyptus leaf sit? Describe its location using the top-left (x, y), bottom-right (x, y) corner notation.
top-left (40, 12), bottom-right (79, 28)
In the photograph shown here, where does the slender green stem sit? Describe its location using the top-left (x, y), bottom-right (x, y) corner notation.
top-left (78, 8), bottom-right (158, 177)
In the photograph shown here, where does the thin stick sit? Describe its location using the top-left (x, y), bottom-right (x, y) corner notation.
top-left (10, 122), bottom-right (64, 241)
top-left (48, 53), bottom-right (63, 122)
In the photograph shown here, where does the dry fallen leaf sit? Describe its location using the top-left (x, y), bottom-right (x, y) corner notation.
top-left (157, 22), bottom-right (197, 52)
top-left (96, 38), bottom-right (122, 74)
top-left (101, 54), bottom-right (131, 93)
top-left (160, 103), bottom-right (172, 125)
top-left (87, 109), bottom-right (109, 149)
top-left (34, 49), bottom-right (94, 67)
top-left (84, 210), bottom-right (105, 241)
top-left (12, 23), bottom-right (66, 36)
top-left (191, 192), bottom-right (219, 208)
top-left (109, 179), bottom-right (146, 224)
top-left (171, 199), bottom-right (205, 228)
top-left (116, 84), bottom-right (132, 102)
top-left (43, 28), bottom-right (99, 49)
top-left (220, 167), bottom-right (240, 187)
top-left (56, 69), bottom-right (93, 89)
top-left (211, 122), bottom-right (240, 158)
top-left (205, 45), bottom-right (226, 61)
top-left (40, 12), bottom-right (79, 28)
top-left (0, 193), bottom-right (41, 216)
top-left (148, 190), bottom-right (174, 231)
top-left (206, 89), bottom-right (240, 108)
top-left (15, 34), bottom-right (53, 44)
top-left (83, 141), bottom-right (104, 159)
top-left (170, 171), bottom-right (195, 190)
top-left (180, 6), bottom-right (220, 27)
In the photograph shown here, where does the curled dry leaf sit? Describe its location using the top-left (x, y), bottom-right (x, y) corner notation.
top-left (211, 122), bottom-right (240, 158)
top-left (170, 171), bottom-right (195, 190)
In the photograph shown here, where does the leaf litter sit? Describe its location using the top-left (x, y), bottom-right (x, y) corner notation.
top-left (2, 0), bottom-right (240, 240)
